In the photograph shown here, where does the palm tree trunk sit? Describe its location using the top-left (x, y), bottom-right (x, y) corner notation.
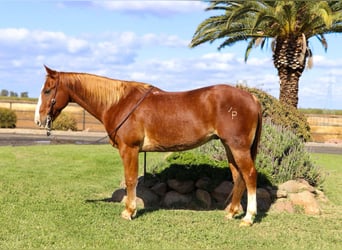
top-left (278, 68), bottom-right (301, 108)
top-left (273, 35), bottom-right (307, 108)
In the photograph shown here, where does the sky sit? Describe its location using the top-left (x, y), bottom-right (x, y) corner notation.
top-left (0, 1), bottom-right (341, 109)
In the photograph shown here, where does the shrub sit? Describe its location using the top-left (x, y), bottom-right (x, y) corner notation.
top-left (238, 85), bottom-right (311, 141)
top-left (52, 112), bottom-right (77, 131)
top-left (0, 108), bottom-right (16, 128)
top-left (255, 120), bottom-right (323, 186)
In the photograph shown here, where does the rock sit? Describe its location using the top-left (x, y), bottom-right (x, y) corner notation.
top-left (163, 191), bottom-right (192, 208)
top-left (257, 188), bottom-right (272, 212)
top-left (195, 189), bottom-right (212, 209)
top-left (138, 175), bottom-right (159, 188)
top-left (289, 191), bottom-right (321, 215)
top-left (211, 181), bottom-right (233, 202)
top-left (151, 182), bottom-right (168, 197)
top-left (297, 179), bottom-right (316, 193)
top-left (270, 189), bottom-right (288, 199)
top-left (315, 189), bottom-right (329, 203)
top-left (137, 185), bottom-right (160, 208)
top-left (113, 175), bottom-right (326, 217)
top-left (278, 179), bottom-right (315, 194)
top-left (195, 177), bottom-right (211, 190)
top-left (271, 198), bottom-right (295, 213)
top-left (136, 197), bottom-right (145, 208)
top-left (167, 179), bottom-right (195, 194)
top-left (111, 188), bottom-right (126, 202)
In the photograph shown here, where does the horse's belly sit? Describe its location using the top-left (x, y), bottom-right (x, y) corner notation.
top-left (141, 132), bottom-right (218, 152)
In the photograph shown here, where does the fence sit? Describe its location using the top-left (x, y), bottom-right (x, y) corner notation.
top-left (0, 100), bottom-right (105, 132)
top-left (306, 114), bottom-right (342, 142)
top-left (1, 100), bottom-right (341, 142)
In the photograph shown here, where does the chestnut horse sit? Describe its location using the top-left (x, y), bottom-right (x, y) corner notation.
top-left (35, 66), bottom-right (262, 226)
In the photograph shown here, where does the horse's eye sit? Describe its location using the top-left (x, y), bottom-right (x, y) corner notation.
top-left (44, 89), bottom-right (51, 95)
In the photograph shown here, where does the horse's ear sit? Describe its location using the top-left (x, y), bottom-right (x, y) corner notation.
top-left (44, 65), bottom-right (58, 78)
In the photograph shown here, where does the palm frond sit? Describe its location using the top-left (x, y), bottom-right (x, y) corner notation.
top-left (190, 0), bottom-right (342, 60)
top-left (315, 34), bottom-right (328, 51)
top-left (244, 38), bottom-right (256, 62)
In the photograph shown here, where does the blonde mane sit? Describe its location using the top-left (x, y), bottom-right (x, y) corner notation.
top-left (59, 72), bottom-right (151, 107)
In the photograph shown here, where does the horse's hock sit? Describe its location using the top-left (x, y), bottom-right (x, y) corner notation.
top-left (111, 176), bottom-right (328, 216)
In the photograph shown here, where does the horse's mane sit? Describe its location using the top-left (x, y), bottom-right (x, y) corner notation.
top-left (59, 72), bottom-right (151, 106)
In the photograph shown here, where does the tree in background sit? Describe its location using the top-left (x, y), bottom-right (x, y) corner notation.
top-left (0, 90), bottom-right (29, 98)
top-left (9, 91), bottom-right (18, 97)
top-left (190, 1), bottom-right (342, 108)
top-left (1, 89), bottom-right (9, 97)
top-left (21, 92), bottom-right (29, 98)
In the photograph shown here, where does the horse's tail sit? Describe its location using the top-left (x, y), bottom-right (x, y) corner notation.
top-left (251, 99), bottom-right (262, 162)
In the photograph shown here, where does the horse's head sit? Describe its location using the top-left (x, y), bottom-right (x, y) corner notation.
top-left (34, 66), bottom-right (70, 134)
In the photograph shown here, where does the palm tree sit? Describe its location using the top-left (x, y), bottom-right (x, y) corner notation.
top-left (190, 1), bottom-right (342, 108)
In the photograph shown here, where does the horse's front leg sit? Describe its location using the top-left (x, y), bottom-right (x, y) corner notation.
top-left (119, 145), bottom-right (139, 220)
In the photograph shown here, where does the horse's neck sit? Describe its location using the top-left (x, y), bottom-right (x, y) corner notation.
top-left (69, 91), bottom-right (106, 123)
top-left (64, 73), bottom-right (150, 124)
top-left (66, 76), bottom-right (116, 123)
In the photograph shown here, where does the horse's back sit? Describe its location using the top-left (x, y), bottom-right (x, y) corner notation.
top-left (135, 84), bottom-right (260, 151)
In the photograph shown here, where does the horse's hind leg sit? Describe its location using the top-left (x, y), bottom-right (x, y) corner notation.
top-left (225, 162), bottom-right (245, 219)
top-left (225, 146), bottom-right (257, 226)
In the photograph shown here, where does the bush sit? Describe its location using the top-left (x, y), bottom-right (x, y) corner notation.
top-left (52, 112), bottom-right (77, 131)
top-left (255, 120), bottom-right (323, 186)
top-left (238, 85), bottom-right (311, 141)
top-left (0, 108), bottom-right (16, 128)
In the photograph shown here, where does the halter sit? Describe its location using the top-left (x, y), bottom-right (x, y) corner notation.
top-left (45, 76), bottom-right (59, 136)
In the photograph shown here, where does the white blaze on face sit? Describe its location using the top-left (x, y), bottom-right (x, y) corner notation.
top-left (34, 85), bottom-right (43, 126)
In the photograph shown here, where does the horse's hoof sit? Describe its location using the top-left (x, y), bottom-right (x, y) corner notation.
top-left (224, 213), bottom-right (234, 220)
top-left (239, 220), bottom-right (253, 227)
top-left (121, 210), bottom-right (132, 220)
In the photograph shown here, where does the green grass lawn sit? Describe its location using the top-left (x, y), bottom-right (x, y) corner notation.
top-left (0, 145), bottom-right (341, 249)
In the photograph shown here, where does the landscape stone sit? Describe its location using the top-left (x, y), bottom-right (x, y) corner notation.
top-left (151, 182), bottom-right (168, 197)
top-left (278, 179), bottom-right (315, 193)
top-left (271, 198), bottom-right (295, 213)
top-left (137, 185), bottom-right (160, 208)
top-left (289, 191), bottom-right (321, 215)
top-left (111, 188), bottom-right (126, 202)
top-left (315, 189), bottom-right (329, 203)
top-left (195, 177), bottom-right (211, 190)
top-left (270, 189), bottom-right (288, 199)
top-left (111, 176), bottom-right (325, 217)
top-left (211, 181), bottom-right (233, 202)
top-left (167, 179), bottom-right (195, 194)
top-left (195, 189), bottom-right (212, 209)
top-left (257, 188), bottom-right (272, 212)
top-left (138, 175), bottom-right (159, 188)
top-left (163, 190), bottom-right (192, 208)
